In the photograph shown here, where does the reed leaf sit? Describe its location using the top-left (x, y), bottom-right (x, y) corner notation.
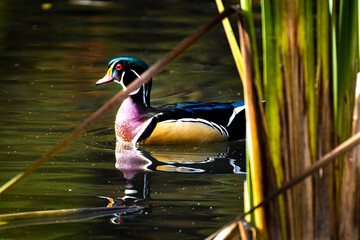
top-left (216, 1), bottom-right (278, 237)
top-left (210, 0), bottom-right (359, 239)
top-left (239, 2), bottom-right (266, 228)
top-left (215, 0), bottom-right (245, 80)
top-left (334, 1), bottom-right (359, 233)
top-left (261, 0), bottom-right (284, 190)
top-left (336, 0), bottom-right (358, 145)
top-left (260, 0), bottom-right (289, 238)
top-left (240, 0), bottom-right (262, 99)
top-left (215, 0), bottom-right (258, 228)
top-left (208, 129), bottom-right (360, 239)
top-left (238, 19), bottom-right (270, 238)
top-left (314, 1), bottom-right (337, 238)
top-left (299, 0), bottom-right (316, 161)
top-left (330, 0), bottom-right (338, 120)
top-left (339, 73), bottom-right (360, 239)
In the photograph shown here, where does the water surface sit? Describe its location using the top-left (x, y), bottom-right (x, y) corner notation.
top-left (0, 0), bottom-right (249, 239)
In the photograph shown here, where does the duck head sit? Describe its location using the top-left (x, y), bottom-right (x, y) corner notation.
top-left (96, 57), bottom-right (152, 107)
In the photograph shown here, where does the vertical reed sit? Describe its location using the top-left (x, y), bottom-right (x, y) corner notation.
top-left (214, 0), bottom-right (359, 239)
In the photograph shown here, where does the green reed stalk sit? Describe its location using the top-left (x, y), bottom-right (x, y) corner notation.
top-left (257, 0), bottom-right (358, 238)
top-left (334, 1), bottom-right (359, 235)
top-left (336, 0), bottom-right (358, 145)
top-left (337, 1), bottom-right (360, 238)
top-left (260, 0), bottom-right (287, 238)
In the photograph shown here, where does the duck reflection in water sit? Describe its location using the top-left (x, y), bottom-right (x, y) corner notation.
top-left (102, 140), bottom-right (246, 224)
top-left (100, 141), bottom-right (247, 224)
top-left (115, 141), bottom-right (246, 177)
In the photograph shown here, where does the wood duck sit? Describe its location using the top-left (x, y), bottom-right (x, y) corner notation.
top-left (96, 56), bottom-right (246, 145)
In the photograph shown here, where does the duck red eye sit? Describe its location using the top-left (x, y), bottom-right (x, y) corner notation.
top-left (115, 63), bottom-right (123, 71)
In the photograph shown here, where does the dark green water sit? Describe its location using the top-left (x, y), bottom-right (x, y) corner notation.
top-left (0, 0), bottom-right (249, 239)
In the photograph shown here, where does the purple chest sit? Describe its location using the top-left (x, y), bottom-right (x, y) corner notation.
top-left (115, 98), bottom-right (147, 142)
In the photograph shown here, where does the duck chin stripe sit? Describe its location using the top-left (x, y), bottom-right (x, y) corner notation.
top-left (118, 71), bottom-right (127, 89)
top-left (117, 72), bottom-right (140, 95)
top-left (130, 69), bottom-right (147, 106)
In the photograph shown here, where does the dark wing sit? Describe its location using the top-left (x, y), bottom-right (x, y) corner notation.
top-left (154, 101), bottom-right (245, 126)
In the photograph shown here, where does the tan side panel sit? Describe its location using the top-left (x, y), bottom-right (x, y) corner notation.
top-left (143, 121), bottom-right (227, 145)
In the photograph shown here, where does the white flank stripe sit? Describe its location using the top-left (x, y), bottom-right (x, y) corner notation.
top-left (132, 117), bottom-right (154, 144)
top-left (227, 105), bottom-right (245, 127)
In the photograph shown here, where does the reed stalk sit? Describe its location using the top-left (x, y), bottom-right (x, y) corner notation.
top-left (0, 205), bottom-right (145, 230)
top-left (216, 1), bottom-right (274, 238)
top-left (211, 0), bottom-right (359, 239)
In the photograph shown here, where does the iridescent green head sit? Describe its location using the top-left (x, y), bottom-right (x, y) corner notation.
top-left (96, 56), bottom-right (152, 106)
